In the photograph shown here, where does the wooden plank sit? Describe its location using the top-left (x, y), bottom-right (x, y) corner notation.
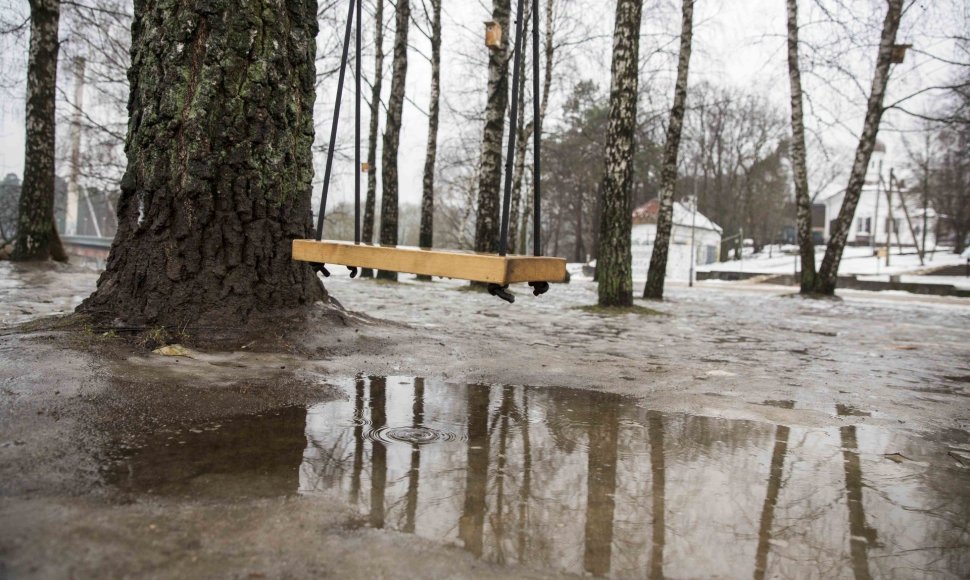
top-left (292, 240), bottom-right (566, 285)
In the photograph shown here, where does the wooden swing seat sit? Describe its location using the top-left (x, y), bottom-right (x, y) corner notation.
top-left (293, 239), bottom-right (567, 285)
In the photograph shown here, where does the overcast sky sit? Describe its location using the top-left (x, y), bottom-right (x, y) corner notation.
top-left (0, 0), bottom-right (964, 207)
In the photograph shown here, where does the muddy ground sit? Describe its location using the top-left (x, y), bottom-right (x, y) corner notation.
top-left (1, 260), bottom-right (969, 578)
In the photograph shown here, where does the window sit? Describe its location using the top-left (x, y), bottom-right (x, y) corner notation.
top-left (856, 217), bottom-right (872, 234)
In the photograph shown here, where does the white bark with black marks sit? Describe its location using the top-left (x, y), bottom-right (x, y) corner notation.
top-left (815, 0), bottom-right (903, 295)
top-left (13, 0), bottom-right (67, 262)
top-left (361, 0), bottom-right (384, 278)
top-left (597, 0), bottom-right (642, 307)
top-left (474, 0), bottom-right (511, 255)
top-left (785, 0), bottom-right (817, 293)
top-left (377, 0), bottom-right (410, 281)
top-left (643, 0), bottom-right (694, 300)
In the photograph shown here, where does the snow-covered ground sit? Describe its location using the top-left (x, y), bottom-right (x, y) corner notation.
top-left (699, 245), bottom-right (967, 279)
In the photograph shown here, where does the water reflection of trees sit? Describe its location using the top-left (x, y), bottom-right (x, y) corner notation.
top-left (295, 379), bottom-right (970, 577)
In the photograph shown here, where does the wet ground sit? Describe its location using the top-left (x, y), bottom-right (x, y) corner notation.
top-left (2, 261), bottom-right (970, 578)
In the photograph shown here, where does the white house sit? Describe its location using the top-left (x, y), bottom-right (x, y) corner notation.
top-left (630, 199), bottom-right (722, 282)
top-left (821, 141), bottom-right (937, 249)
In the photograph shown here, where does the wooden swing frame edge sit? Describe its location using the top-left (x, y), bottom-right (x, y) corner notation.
top-left (293, 239), bottom-right (566, 285)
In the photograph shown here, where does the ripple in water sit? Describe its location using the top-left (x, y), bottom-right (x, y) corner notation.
top-left (368, 425), bottom-right (460, 444)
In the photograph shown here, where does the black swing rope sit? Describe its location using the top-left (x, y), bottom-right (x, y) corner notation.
top-left (314, 0), bottom-right (546, 297)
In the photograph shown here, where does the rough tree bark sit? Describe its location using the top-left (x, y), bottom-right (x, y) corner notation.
top-left (377, 0), bottom-right (409, 281)
top-left (12, 0), bottom-right (68, 263)
top-left (78, 0), bottom-right (323, 327)
top-left (815, 0), bottom-right (903, 295)
top-left (361, 0), bottom-right (384, 278)
top-left (474, 0), bottom-right (511, 255)
top-left (785, 0), bottom-right (817, 293)
top-left (643, 0), bottom-right (694, 300)
top-left (415, 0), bottom-right (441, 281)
top-left (596, 0), bottom-right (642, 307)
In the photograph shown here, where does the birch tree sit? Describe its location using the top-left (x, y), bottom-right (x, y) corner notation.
top-left (784, 0), bottom-right (816, 293)
top-left (814, 0), bottom-right (903, 295)
top-left (416, 0), bottom-right (441, 281)
top-left (361, 0), bottom-right (384, 278)
top-left (474, 0), bottom-right (511, 255)
top-left (597, 0), bottom-right (642, 307)
top-left (377, 0), bottom-right (410, 281)
top-left (11, 0), bottom-right (67, 262)
top-left (642, 0), bottom-right (694, 300)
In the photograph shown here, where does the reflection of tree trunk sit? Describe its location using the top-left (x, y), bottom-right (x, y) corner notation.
top-left (369, 377), bottom-right (388, 528)
top-left (648, 411), bottom-right (665, 580)
top-left (754, 421), bottom-right (792, 580)
top-left (460, 385), bottom-right (490, 556)
top-left (841, 425), bottom-right (875, 580)
top-left (517, 388), bottom-right (532, 561)
top-left (404, 378), bottom-right (425, 533)
top-left (491, 386), bottom-right (515, 563)
top-left (350, 377), bottom-right (366, 504)
top-left (584, 400), bottom-right (620, 576)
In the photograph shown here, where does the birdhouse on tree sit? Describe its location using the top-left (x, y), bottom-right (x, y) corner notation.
top-left (484, 21), bottom-right (503, 50)
top-left (891, 44), bottom-right (912, 64)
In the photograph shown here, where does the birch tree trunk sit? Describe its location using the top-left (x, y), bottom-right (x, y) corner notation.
top-left (785, 0), bottom-right (817, 293)
top-left (596, 0), bottom-right (642, 307)
top-left (643, 0), bottom-right (694, 300)
top-left (507, 19), bottom-right (530, 253)
top-left (815, 0), bottom-right (903, 295)
top-left (78, 0), bottom-right (322, 327)
top-left (12, 0), bottom-right (68, 263)
top-left (361, 0), bottom-right (384, 278)
top-left (377, 0), bottom-right (410, 281)
top-left (416, 0), bottom-right (441, 281)
top-left (474, 0), bottom-right (511, 255)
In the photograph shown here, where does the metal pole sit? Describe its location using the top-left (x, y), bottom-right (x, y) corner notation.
top-left (354, 0), bottom-right (361, 244)
top-left (689, 197), bottom-right (697, 287)
top-left (531, 0), bottom-right (541, 257)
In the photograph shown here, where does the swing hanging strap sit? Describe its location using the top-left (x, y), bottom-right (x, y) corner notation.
top-left (316, 0), bottom-right (361, 244)
top-left (498, 0), bottom-right (542, 259)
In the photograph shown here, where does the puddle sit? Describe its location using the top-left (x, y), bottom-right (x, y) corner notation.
top-left (106, 378), bottom-right (970, 578)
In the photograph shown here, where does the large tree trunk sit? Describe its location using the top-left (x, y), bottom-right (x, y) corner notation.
top-left (642, 0), bottom-right (694, 300)
top-left (785, 0), bottom-right (817, 293)
top-left (815, 0), bottom-right (903, 295)
top-left (78, 0), bottom-right (322, 327)
top-left (12, 0), bottom-right (68, 263)
top-left (474, 0), bottom-right (511, 255)
top-left (596, 0), bottom-right (642, 307)
top-left (415, 0), bottom-right (441, 281)
top-left (361, 0), bottom-right (384, 278)
top-left (377, 0), bottom-right (409, 281)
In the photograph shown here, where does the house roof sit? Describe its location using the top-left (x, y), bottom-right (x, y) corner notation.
top-left (631, 199), bottom-right (722, 233)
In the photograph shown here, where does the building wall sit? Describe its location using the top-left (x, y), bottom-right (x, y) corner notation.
top-left (631, 223), bottom-right (721, 281)
top-left (823, 187), bottom-right (937, 248)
